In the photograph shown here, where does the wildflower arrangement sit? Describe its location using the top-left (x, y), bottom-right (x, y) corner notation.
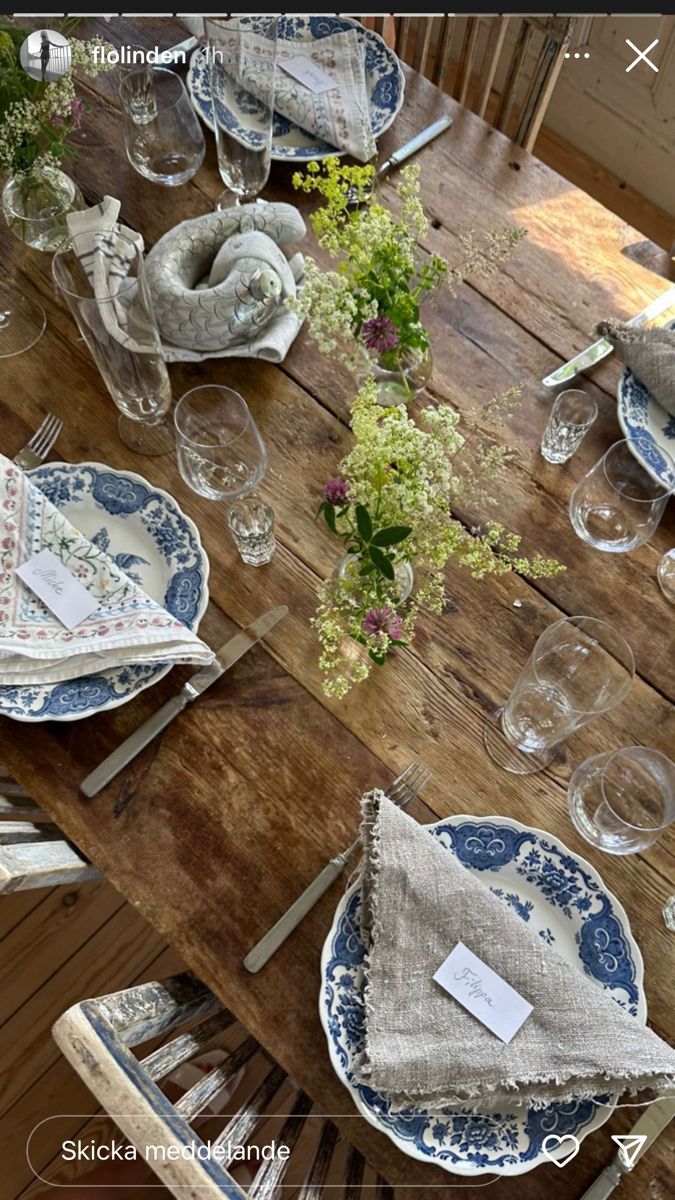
top-left (291, 157), bottom-right (525, 380)
top-left (314, 379), bottom-right (564, 699)
top-left (0, 19), bottom-right (113, 178)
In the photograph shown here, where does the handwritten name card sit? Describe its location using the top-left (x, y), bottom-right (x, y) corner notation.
top-left (433, 941), bottom-right (533, 1044)
top-left (15, 549), bottom-right (100, 630)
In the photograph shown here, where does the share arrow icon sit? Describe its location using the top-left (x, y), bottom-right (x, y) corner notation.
top-left (610, 1134), bottom-right (648, 1168)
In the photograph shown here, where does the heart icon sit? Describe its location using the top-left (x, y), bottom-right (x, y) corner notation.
top-left (542, 1134), bottom-right (581, 1168)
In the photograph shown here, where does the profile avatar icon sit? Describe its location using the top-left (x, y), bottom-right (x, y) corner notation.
top-left (20, 29), bottom-right (71, 83)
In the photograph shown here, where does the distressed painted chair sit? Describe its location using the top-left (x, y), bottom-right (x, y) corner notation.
top-left (53, 971), bottom-right (395, 1198)
top-left (394, 15), bottom-right (576, 152)
top-left (0, 764), bottom-right (99, 893)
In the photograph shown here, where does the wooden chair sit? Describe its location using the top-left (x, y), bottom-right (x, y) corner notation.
top-left (0, 764), bottom-right (99, 893)
top-left (394, 16), bottom-right (576, 152)
top-left (53, 971), bottom-right (395, 1199)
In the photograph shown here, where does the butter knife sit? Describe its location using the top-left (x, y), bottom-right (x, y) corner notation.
top-left (580, 1097), bottom-right (675, 1200)
top-left (377, 115), bottom-right (453, 179)
top-left (542, 285), bottom-right (675, 387)
top-left (80, 606), bottom-right (287, 798)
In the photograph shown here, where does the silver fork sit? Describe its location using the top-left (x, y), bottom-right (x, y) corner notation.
top-left (14, 413), bottom-right (63, 470)
top-left (243, 762), bottom-right (430, 973)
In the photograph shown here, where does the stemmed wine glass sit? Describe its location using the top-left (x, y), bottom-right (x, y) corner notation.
top-left (483, 615), bottom-right (635, 774)
top-left (205, 16), bottom-right (277, 208)
top-left (0, 281), bottom-right (46, 359)
top-left (174, 383), bottom-right (268, 507)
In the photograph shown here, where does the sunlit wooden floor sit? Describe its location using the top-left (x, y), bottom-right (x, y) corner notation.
top-left (2, 129), bottom-right (672, 1200)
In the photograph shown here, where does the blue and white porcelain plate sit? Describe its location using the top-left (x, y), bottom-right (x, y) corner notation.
top-left (187, 15), bottom-right (405, 162)
top-left (617, 319), bottom-right (675, 488)
top-left (320, 814), bottom-right (645, 1176)
top-left (0, 462), bottom-right (209, 722)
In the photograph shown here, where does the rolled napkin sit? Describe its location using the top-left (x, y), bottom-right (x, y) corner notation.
top-left (67, 197), bottom-right (306, 364)
top-left (355, 791), bottom-right (675, 1112)
top-left (0, 456), bottom-right (213, 686)
top-left (596, 320), bottom-right (675, 415)
top-left (209, 18), bottom-right (376, 162)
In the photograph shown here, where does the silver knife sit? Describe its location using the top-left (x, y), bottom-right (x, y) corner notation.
top-left (542, 285), bottom-right (675, 387)
top-left (377, 114), bottom-right (453, 178)
top-left (580, 1097), bottom-right (675, 1200)
top-left (80, 606), bottom-right (287, 798)
top-left (159, 35), bottom-right (198, 65)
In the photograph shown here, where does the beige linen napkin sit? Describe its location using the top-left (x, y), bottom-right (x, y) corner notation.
top-left (0, 455), bottom-right (212, 686)
top-left (596, 320), bottom-right (675, 415)
top-left (356, 792), bottom-right (675, 1112)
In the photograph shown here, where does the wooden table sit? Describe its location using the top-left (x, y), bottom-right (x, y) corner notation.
top-left (2, 18), bottom-right (674, 1199)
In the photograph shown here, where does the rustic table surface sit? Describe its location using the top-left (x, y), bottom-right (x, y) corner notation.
top-left (1, 18), bottom-right (674, 1200)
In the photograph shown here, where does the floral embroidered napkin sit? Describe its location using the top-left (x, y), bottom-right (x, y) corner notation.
top-left (220, 22), bottom-right (376, 161)
top-left (0, 455), bottom-right (213, 685)
top-left (596, 320), bottom-right (675, 416)
top-left (356, 791), bottom-right (675, 1112)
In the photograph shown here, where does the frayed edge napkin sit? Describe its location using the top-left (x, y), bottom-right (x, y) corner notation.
top-left (596, 320), bottom-right (675, 415)
top-left (355, 791), bottom-right (675, 1113)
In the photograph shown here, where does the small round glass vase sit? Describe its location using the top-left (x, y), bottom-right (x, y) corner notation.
top-left (2, 166), bottom-right (84, 252)
top-left (359, 344), bottom-right (432, 406)
top-left (336, 553), bottom-right (414, 605)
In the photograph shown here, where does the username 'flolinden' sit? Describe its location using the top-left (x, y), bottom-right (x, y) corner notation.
top-left (61, 1138), bottom-right (291, 1163)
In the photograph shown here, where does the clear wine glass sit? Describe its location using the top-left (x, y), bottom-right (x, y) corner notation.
top-left (205, 16), bottom-right (277, 207)
top-left (483, 615), bottom-right (635, 774)
top-left (120, 67), bottom-right (205, 187)
top-left (174, 386), bottom-right (267, 503)
top-left (568, 746), bottom-right (675, 855)
top-left (657, 549), bottom-right (675, 603)
top-left (52, 231), bottom-right (173, 455)
top-left (569, 438), bottom-right (674, 553)
top-left (0, 281), bottom-right (46, 358)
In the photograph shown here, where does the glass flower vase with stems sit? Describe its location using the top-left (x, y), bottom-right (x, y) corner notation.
top-left (2, 163), bottom-right (84, 252)
top-left (52, 231), bottom-right (173, 456)
top-left (358, 337), bottom-right (433, 406)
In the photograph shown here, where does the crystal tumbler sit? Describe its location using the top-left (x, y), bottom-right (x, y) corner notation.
top-left (227, 499), bottom-right (276, 565)
top-left (540, 389), bottom-right (597, 464)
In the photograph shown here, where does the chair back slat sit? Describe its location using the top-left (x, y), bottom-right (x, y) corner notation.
top-left (344, 1141), bottom-right (366, 1198)
top-left (411, 17), bottom-right (434, 75)
top-left (141, 1009), bottom-right (236, 1080)
top-left (453, 17), bottom-right (480, 106)
top-left (0, 795), bottom-right (52, 822)
top-left (475, 15), bottom-right (509, 118)
top-left (99, 972), bottom-right (222, 1047)
top-left (174, 1034), bottom-right (259, 1119)
top-left (248, 1090), bottom-right (313, 1200)
top-left (513, 19), bottom-right (573, 151)
top-left (0, 840), bottom-right (99, 893)
top-left (0, 820), bottom-right (61, 844)
top-left (297, 1119), bottom-right (339, 1199)
top-left (432, 16), bottom-right (455, 87)
top-left (213, 1061), bottom-right (287, 1153)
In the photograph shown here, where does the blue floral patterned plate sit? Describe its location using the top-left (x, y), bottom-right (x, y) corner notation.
top-left (320, 814), bottom-right (645, 1176)
top-left (617, 319), bottom-right (675, 488)
top-left (187, 15), bottom-right (404, 162)
top-left (0, 462), bottom-right (209, 722)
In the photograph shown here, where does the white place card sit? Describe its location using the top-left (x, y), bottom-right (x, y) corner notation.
top-left (280, 55), bottom-right (337, 94)
top-left (433, 941), bottom-right (533, 1045)
top-left (15, 549), bottom-right (100, 631)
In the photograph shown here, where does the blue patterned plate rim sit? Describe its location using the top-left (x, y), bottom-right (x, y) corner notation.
top-left (186, 15), bottom-right (405, 162)
top-left (0, 461), bottom-right (210, 723)
top-left (319, 812), bottom-right (645, 1177)
top-left (617, 318), bottom-right (675, 488)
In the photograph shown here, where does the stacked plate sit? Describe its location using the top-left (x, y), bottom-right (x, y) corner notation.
top-left (320, 813), bottom-right (643, 1177)
top-left (0, 462), bottom-right (209, 721)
